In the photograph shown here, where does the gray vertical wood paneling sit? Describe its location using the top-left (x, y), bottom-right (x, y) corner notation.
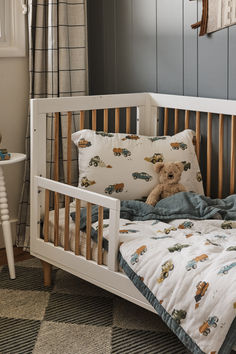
top-left (103, 0), bottom-right (116, 93)
top-left (156, 0), bottom-right (183, 94)
top-left (228, 26), bottom-right (236, 100)
top-left (132, 0), bottom-right (157, 92)
top-left (116, 0), bottom-right (134, 93)
top-left (183, 1), bottom-right (198, 97)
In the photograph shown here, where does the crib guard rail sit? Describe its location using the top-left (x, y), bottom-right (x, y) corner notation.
top-left (33, 176), bottom-right (121, 272)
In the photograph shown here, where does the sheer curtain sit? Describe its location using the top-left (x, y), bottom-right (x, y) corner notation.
top-left (17, 0), bottom-right (88, 250)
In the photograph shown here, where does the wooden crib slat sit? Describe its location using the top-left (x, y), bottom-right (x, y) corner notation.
top-left (206, 112), bottom-right (212, 197)
top-left (104, 109), bottom-right (108, 132)
top-left (64, 195), bottom-right (70, 251)
top-left (54, 192), bottom-right (59, 246)
top-left (44, 189), bottom-right (50, 242)
top-left (230, 115), bottom-right (236, 195)
top-left (67, 112), bottom-right (72, 185)
top-left (54, 112), bottom-right (59, 246)
top-left (185, 110), bottom-right (190, 129)
top-left (126, 107), bottom-right (131, 134)
top-left (195, 111), bottom-right (201, 162)
top-left (75, 199), bottom-right (81, 255)
top-left (218, 114), bottom-right (224, 198)
top-left (92, 110), bottom-right (97, 130)
top-left (164, 108), bottom-right (168, 135)
top-left (174, 109), bottom-right (179, 134)
top-left (86, 202), bottom-right (92, 260)
top-left (80, 110), bottom-right (85, 130)
top-left (97, 206), bottom-right (103, 265)
top-left (115, 108), bottom-right (120, 133)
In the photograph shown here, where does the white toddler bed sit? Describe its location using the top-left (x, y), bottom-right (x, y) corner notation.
top-left (30, 93), bottom-right (236, 353)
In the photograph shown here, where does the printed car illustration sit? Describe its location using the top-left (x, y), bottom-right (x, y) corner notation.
top-left (157, 260), bottom-right (174, 283)
top-left (199, 316), bottom-right (219, 336)
top-left (149, 136), bottom-right (167, 142)
top-left (186, 254), bottom-right (208, 271)
top-left (172, 309), bottom-right (187, 324)
top-left (0, 152), bottom-right (10, 161)
top-left (122, 134), bottom-right (140, 141)
top-left (221, 221), bottom-right (233, 229)
top-left (105, 183), bottom-right (124, 194)
top-left (164, 227), bottom-right (177, 234)
top-left (119, 229), bottom-right (138, 234)
top-left (80, 177), bottom-right (96, 187)
top-left (168, 243), bottom-right (190, 253)
top-left (181, 161), bottom-right (191, 171)
top-left (130, 245), bottom-right (147, 265)
top-left (170, 142), bottom-right (187, 150)
top-left (132, 172), bottom-right (152, 182)
top-left (78, 139), bottom-right (91, 148)
top-left (195, 281), bottom-right (209, 302)
top-left (89, 156), bottom-right (106, 167)
top-left (196, 172), bottom-right (202, 182)
top-left (144, 153), bottom-right (164, 164)
top-left (95, 224), bottom-right (109, 230)
top-left (113, 148), bottom-right (131, 157)
top-left (218, 262), bottom-right (236, 275)
top-left (226, 246), bottom-right (236, 251)
top-left (178, 221), bottom-right (194, 229)
top-left (205, 239), bottom-right (220, 246)
top-left (96, 131), bottom-right (114, 137)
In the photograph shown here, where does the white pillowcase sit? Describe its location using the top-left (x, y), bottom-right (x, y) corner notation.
top-left (71, 129), bottom-right (204, 200)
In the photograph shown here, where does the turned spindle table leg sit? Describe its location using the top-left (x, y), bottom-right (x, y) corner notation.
top-left (0, 166), bottom-right (16, 279)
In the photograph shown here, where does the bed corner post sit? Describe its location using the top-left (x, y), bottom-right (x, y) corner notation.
top-left (41, 260), bottom-right (52, 287)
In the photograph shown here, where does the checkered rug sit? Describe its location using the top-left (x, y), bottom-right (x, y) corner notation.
top-left (0, 259), bottom-right (234, 354)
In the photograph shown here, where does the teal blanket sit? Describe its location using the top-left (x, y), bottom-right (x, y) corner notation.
top-left (70, 192), bottom-right (236, 249)
top-left (71, 191), bottom-right (236, 227)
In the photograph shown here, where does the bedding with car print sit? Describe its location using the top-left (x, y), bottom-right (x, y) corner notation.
top-left (119, 218), bottom-right (236, 354)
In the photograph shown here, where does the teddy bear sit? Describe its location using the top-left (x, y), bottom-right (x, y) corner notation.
top-left (146, 161), bottom-right (186, 206)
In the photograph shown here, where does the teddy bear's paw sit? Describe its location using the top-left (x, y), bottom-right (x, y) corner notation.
top-left (146, 196), bottom-right (157, 206)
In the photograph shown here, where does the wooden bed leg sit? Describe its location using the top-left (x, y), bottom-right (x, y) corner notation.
top-left (41, 261), bottom-right (52, 287)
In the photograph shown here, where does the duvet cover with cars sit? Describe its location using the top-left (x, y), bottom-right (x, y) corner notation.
top-left (118, 218), bottom-right (236, 354)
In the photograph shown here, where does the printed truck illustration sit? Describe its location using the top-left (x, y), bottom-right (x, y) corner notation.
top-left (144, 153), bottom-right (163, 164)
top-left (78, 139), bottom-right (91, 148)
top-left (105, 183), bottom-right (124, 194)
top-left (149, 136), bottom-right (167, 142)
top-left (199, 316), bottom-right (219, 336)
top-left (178, 221), bottom-right (194, 229)
top-left (130, 245), bottom-right (147, 265)
top-left (0, 152), bottom-right (10, 161)
top-left (186, 254), bottom-right (208, 271)
top-left (196, 172), bottom-right (202, 182)
top-left (122, 134), bottom-right (140, 141)
top-left (132, 172), bottom-right (152, 182)
top-left (194, 281), bottom-right (209, 302)
top-left (221, 221), bottom-right (233, 229)
top-left (80, 177), bottom-right (96, 187)
top-left (113, 148), bottom-right (131, 157)
top-left (226, 246), bottom-right (236, 251)
top-left (89, 156), bottom-right (106, 167)
top-left (218, 262), bottom-right (236, 275)
top-left (181, 161), bottom-right (191, 171)
top-left (119, 229), bottom-right (138, 234)
top-left (170, 142), bottom-right (187, 150)
top-left (168, 243), bottom-right (190, 253)
top-left (157, 260), bottom-right (174, 283)
top-left (172, 309), bottom-right (187, 324)
top-left (163, 227), bottom-right (177, 234)
top-left (96, 131), bottom-right (114, 137)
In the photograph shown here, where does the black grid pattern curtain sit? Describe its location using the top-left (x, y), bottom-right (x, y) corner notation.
top-left (17, 0), bottom-right (88, 250)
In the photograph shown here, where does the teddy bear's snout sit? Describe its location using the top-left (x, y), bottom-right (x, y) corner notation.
top-left (168, 173), bottom-right (174, 179)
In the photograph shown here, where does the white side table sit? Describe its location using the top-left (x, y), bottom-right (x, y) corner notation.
top-left (0, 153), bottom-right (26, 279)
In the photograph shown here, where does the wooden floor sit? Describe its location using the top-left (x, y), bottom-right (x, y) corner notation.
top-left (0, 247), bottom-right (32, 266)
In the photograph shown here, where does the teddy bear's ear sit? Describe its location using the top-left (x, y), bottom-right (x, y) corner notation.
top-left (175, 162), bottom-right (184, 173)
top-left (154, 162), bottom-right (165, 173)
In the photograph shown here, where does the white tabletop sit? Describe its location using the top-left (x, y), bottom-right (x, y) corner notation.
top-left (0, 153), bottom-right (26, 165)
